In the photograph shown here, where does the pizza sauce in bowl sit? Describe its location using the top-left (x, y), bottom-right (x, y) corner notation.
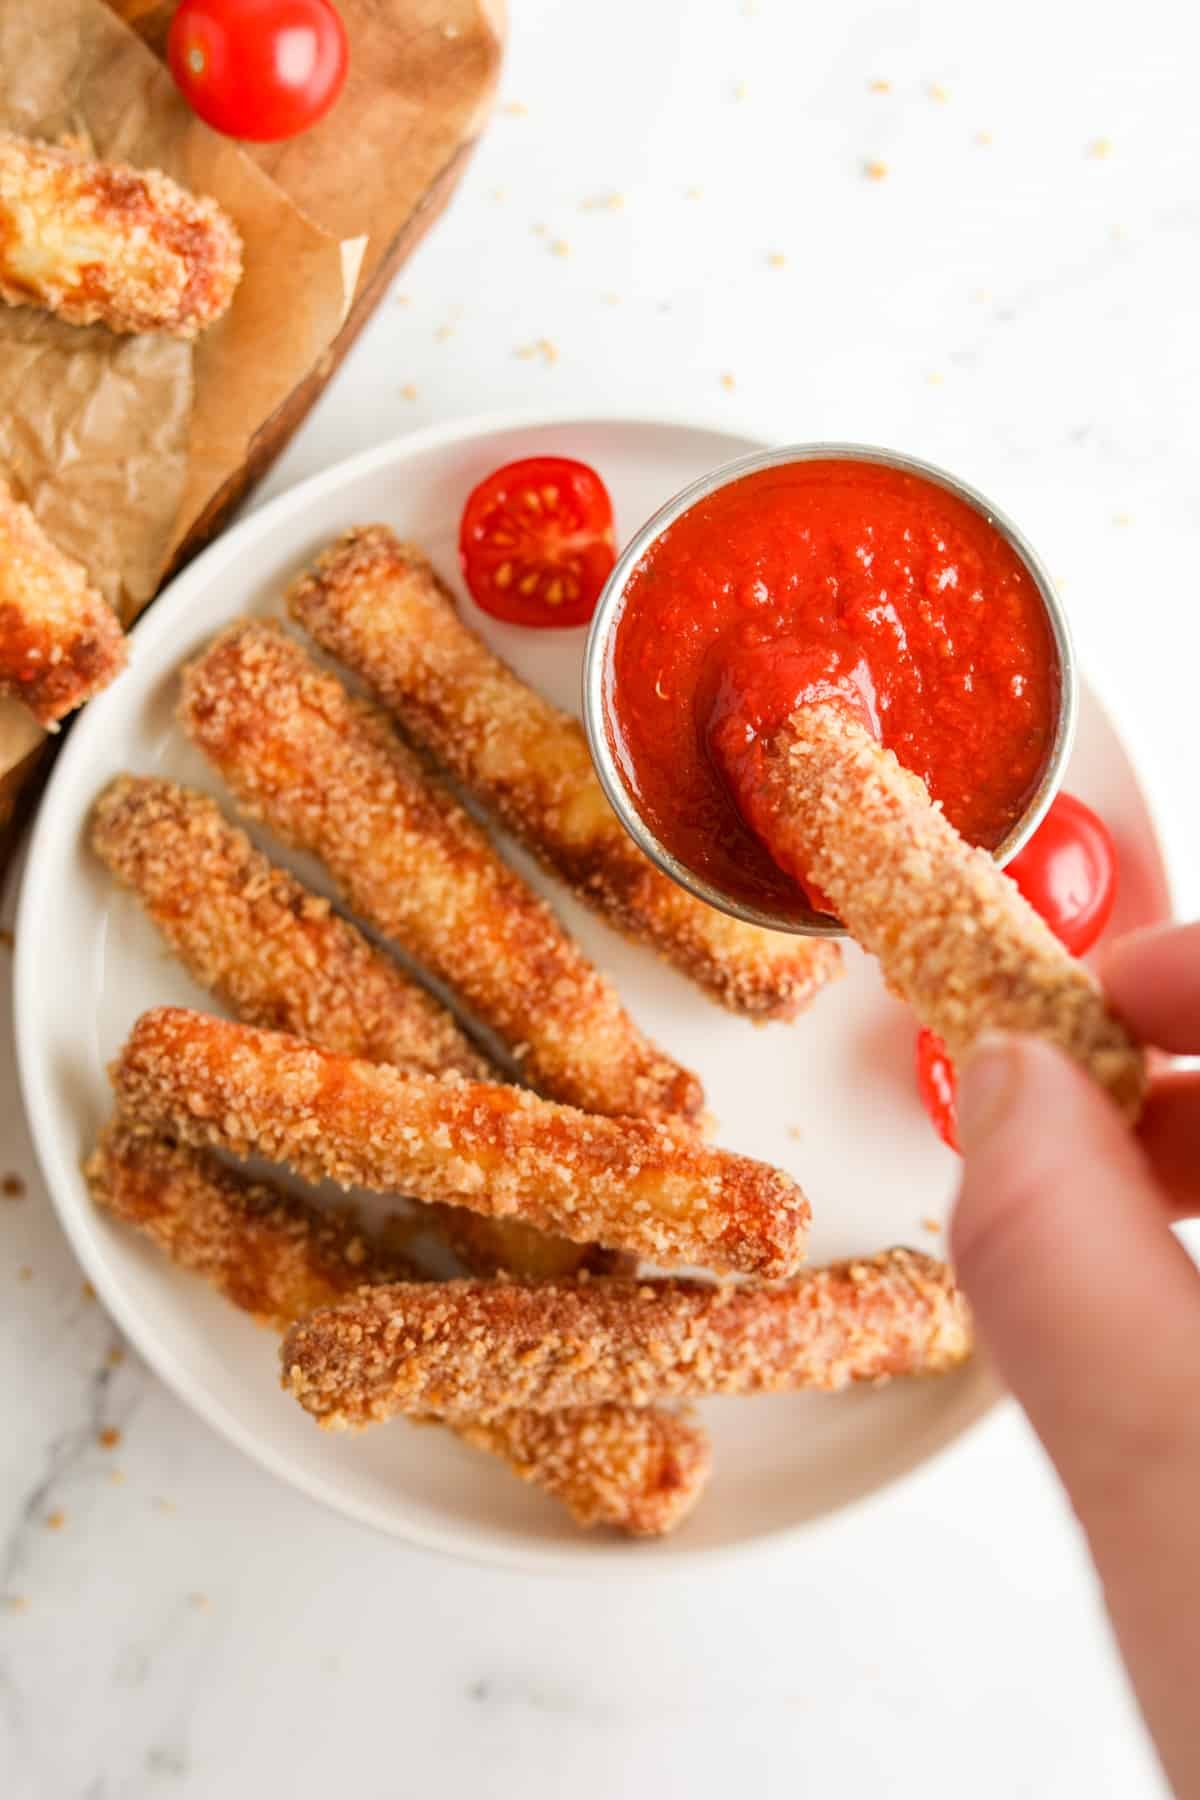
top-left (585, 447), bottom-right (1074, 934)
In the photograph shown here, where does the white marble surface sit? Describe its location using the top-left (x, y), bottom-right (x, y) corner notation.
top-left (4, 0), bottom-right (1199, 1793)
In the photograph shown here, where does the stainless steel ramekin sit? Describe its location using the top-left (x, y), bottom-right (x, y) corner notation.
top-left (583, 442), bottom-right (1078, 937)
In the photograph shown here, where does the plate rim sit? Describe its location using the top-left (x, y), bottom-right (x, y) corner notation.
top-left (12, 407), bottom-right (1183, 1573)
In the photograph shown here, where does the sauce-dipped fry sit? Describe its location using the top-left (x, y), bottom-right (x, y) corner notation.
top-left (287, 527), bottom-right (841, 1019)
top-left (87, 1123), bottom-right (709, 1536)
top-left (722, 701), bottom-right (1145, 1118)
top-left (0, 479), bottom-right (124, 726)
top-left (0, 135), bottom-right (242, 338)
top-left (110, 1008), bottom-right (811, 1278)
top-left (281, 1250), bottom-right (972, 1427)
top-left (179, 621), bottom-right (702, 1127)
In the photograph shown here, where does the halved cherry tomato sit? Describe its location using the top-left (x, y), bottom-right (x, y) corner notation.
top-left (458, 457), bottom-right (616, 628)
top-left (914, 790), bottom-right (1120, 1147)
top-left (1005, 791), bottom-right (1119, 957)
top-left (915, 1028), bottom-right (959, 1151)
top-left (168, 0), bottom-right (349, 144)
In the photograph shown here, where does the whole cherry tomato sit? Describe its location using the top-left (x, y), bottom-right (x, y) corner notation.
top-left (1004, 790), bottom-right (1119, 957)
top-left (913, 790), bottom-right (1120, 1148)
top-left (915, 1028), bottom-right (959, 1151)
top-left (168, 0), bottom-right (349, 143)
top-left (459, 457), bottom-right (617, 628)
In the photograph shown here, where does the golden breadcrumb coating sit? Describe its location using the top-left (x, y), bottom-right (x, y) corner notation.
top-left (111, 1008), bottom-right (810, 1277)
top-left (0, 478), bottom-right (125, 725)
top-left (282, 1249), bottom-right (972, 1427)
top-left (741, 703), bottom-right (1145, 1118)
top-left (287, 528), bottom-right (842, 1019)
top-left (179, 621), bottom-right (702, 1127)
top-left (0, 135), bottom-right (242, 338)
top-left (92, 775), bottom-right (486, 1078)
top-left (86, 1118), bottom-right (412, 1329)
top-left (91, 775), bottom-right (604, 1284)
top-left (86, 1123), bottom-right (709, 1535)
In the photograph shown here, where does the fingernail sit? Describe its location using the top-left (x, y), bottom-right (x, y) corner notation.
top-left (957, 1034), bottom-right (1023, 1151)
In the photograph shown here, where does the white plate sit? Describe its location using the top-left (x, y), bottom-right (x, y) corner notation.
top-left (14, 413), bottom-right (1174, 1571)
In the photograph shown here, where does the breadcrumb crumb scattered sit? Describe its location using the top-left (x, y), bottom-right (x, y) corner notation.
top-left (3, 1595), bottom-right (29, 1613)
top-left (720, 372), bottom-right (736, 391)
top-left (869, 79), bottom-right (891, 94)
top-left (601, 292), bottom-right (621, 305)
top-left (921, 1216), bottom-right (942, 1234)
top-left (503, 102), bottom-right (528, 117)
top-left (928, 82), bottom-right (950, 102)
top-left (582, 193), bottom-right (624, 212)
top-left (1088, 137), bottom-right (1113, 159)
top-left (767, 251), bottom-right (787, 269)
top-left (81, 1280), bottom-right (97, 1300)
top-left (107, 1345), bottom-right (125, 1367)
top-left (45, 1510), bottom-right (65, 1530)
top-left (927, 371), bottom-right (944, 386)
top-left (974, 130), bottom-right (993, 147)
top-left (189, 1592), bottom-right (210, 1611)
top-left (1, 1173), bottom-right (24, 1198)
top-left (400, 384), bottom-right (418, 401)
top-left (550, 239), bottom-right (570, 258)
top-left (733, 80), bottom-right (748, 101)
top-left (17, 1265), bottom-right (32, 1281)
top-left (864, 159), bottom-right (888, 181)
top-left (516, 338), bottom-right (559, 365)
top-left (434, 324), bottom-right (455, 342)
top-left (1113, 513), bottom-right (1133, 527)
top-left (98, 1427), bottom-right (121, 1450)
top-left (0, 927), bottom-right (12, 950)
top-left (685, 185), bottom-right (704, 200)
top-left (153, 1497), bottom-right (175, 1514)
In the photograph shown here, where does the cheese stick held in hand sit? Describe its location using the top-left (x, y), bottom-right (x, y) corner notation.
top-left (0, 480), bottom-right (125, 726)
top-left (723, 699), bottom-right (1145, 1117)
top-left (0, 135), bottom-right (242, 339)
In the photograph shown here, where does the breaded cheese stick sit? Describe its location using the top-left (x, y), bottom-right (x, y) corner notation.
top-left (731, 702), bottom-right (1145, 1118)
top-left (111, 1008), bottom-right (811, 1277)
top-left (92, 775), bottom-right (487, 1079)
top-left (179, 620), bottom-right (702, 1126)
top-left (0, 480), bottom-right (125, 726)
top-left (91, 773), bottom-right (608, 1282)
top-left (87, 1123), bottom-right (709, 1535)
top-left (0, 135), bottom-right (242, 338)
top-left (287, 528), bottom-right (842, 1020)
top-left (281, 1250), bottom-right (972, 1427)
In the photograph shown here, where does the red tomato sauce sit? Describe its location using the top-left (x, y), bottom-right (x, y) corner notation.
top-left (607, 458), bottom-right (1059, 920)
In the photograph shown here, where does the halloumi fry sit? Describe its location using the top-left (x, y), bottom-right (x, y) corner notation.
top-left (281, 1250), bottom-right (972, 1427)
top-left (179, 620), bottom-right (703, 1126)
top-left (728, 702), bottom-right (1145, 1118)
top-left (111, 1008), bottom-right (811, 1277)
top-left (0, 135), bottom-right (242, 338)
top-left (87, 1124), bottom-right (709, 1536)
top-left (287, 528), bottom-right (841, 1019)
top-left (92, 775), bottom-right (487, 1079)
top-left (92, 772), bottom-right (608, 1281)
top-left (0, 480), bottom-right (125, 726)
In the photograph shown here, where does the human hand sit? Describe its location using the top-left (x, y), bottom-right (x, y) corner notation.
top-left (951, 921), bottom-right (1200, 1798)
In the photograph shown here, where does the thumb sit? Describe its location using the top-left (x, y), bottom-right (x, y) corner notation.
top-left (951, 1034), bottom-right (1200, 1529)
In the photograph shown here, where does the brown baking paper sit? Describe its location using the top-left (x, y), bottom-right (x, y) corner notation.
top-left (114, 0), bottom-right (506, 296)
top-left (0, 0), bottom-right (359, 781)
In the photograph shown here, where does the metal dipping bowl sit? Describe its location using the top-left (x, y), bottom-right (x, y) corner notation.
top-left (582, 442), bottom-right (1079, 937)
